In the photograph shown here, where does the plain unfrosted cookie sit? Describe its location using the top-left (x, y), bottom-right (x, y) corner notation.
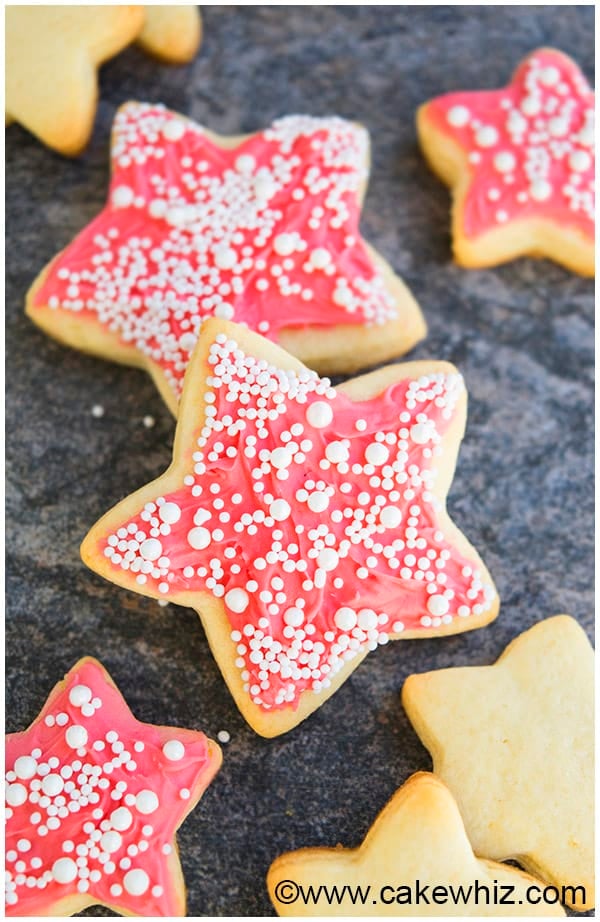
top-left (26, 103), bottom-right (426, 415)
top-left (417, 48), bottom-right (594, 276)
top-left (5, 657), bottom-right (221, 916)
top-left (81, 319), bottom-right (498, 737)
top-left (6, 6), bottom-right (202, 156)
top-left (267, 772), bottom-right (565, 917)
top-left (137, 6), bottom-right (202, 63)
top-left (5, 5), bottom-right (144, 155)
top-left (402, 616), bottom-right (594, 911)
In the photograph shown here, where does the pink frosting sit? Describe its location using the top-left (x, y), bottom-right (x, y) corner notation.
top-left (5, 659), bottom-right (217, 916)
top-left (424, 49), bottom-right (594, 240)
top-left (91, 331), bottom-right (496, 714)
top-left (32, 105), bottom-right (399, 402)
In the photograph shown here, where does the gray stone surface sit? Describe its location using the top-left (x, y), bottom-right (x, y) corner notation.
top-left (6, 6), bottom-right (594, 917)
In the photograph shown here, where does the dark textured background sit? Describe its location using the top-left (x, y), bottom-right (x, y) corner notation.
top-left (5, 6), bottom-right (594, 917)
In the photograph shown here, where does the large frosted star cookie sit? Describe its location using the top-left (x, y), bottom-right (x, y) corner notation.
top-left (6, 7), bottom-right (202, 156)
top-left (5, 657), bottom-right (221, 916)
top-left (27, 103), bottom-right (426, 414)
top-left (418, 48), bottom-right (594, 276)
top-left (81, 319), bottom-right (498, 737)
top-left (402, 616), bottom-right (594, 911)
top-left (267, 772), bottom-right (565, 917)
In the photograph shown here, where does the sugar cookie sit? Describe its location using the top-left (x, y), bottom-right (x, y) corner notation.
top-left (81, 319), bottom-right (498, 737)
top-left (5, 657), bottom-right (221, 916)
top-left (402, 616), bottom-right (594, 910)
top-left (27, 103), bottom-right (426, 414)
top-left (137, 6), bottom-right (202, 63)
top-left (418, 48), bottom-right (594, 275)
top-left (6, 7), bottom-right (203, 156)
top-left (5, 6), bottom-right (145, 155)
top-left (267, 772), bottom-right (565, 916)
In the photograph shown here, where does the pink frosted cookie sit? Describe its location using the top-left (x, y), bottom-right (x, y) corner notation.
top-left (81, 319), bottom-right (499, 737)
top-left (418, 48), bottom-right (594, 276)
top-left (5, 657), bottom-right (222, 916)
top-left (26, 103), bottom-right (426, 415)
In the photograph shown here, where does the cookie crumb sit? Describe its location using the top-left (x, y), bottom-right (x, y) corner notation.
top-left (91, 404), bottom-right (105, 418)
top-left (217, 730), bottom-right (231, 744)
top-left (143, 415), bottom-right (155, 428)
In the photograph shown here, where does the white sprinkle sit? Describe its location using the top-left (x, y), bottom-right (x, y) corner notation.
top-left (110, 807), bottom-right (133, 831)
top-left (140, 538), bottom-right (162, 561)
top-left (269, 499), bottom-right (291, 521)
top-left (306, 401), bottom-right (333, 429)
top-left (159, 502), bottom-right (181, 525)
top-left (427, 595), bottom-right (450, 617)
top-left (475, 126), bottom-right (498, 147)
top-left (446, 105), bottom-right (470, 127)
top-left (162, 740), bottom-right (185, 762)
top-left (187, 527), bottom-right (211, 550)
top-left (569, 150), bottom-right (591, 173)
top-left (273, 233), bottom-right (296, 256)
top-left (380, 506), bottom-right (402, 529)
top-left (52, 857), bottom-right (78, 884)
top-left (123, 868), bottom-right (150, 896)
top-left (529, 179), bottom-right (553, 202)
top-left (136, 789), bottom-right (160, 813)
top-left (14, 756), bottom-right (37, 780)
top-left (493, 151), bottom-right (516, 173)
top-left (112, 186), bottom-right (134, 209)
top-left (225, 588), bottom-right (250, 613)
top-left (65, 725), bottom-right (88, 749)
top-left (69, 684), bottom-right (92, 708)
top-left (235, 154), bottom-right (256, 175)
top-left (334, 607), bottom-right (357, 631)
top-left (309, 247), bottom-right (331, 269)
top-left (163, 119), bottom-right (186, 142)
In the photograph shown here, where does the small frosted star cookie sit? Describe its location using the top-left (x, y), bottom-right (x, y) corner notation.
top-left (418, 48), bottom-right (594, 276)
top-left (267, 772), bottom-right (565, 916)
top-left (81, 318), bottom-right (498, 737)
top-left (402, 616), bottom-right (594, 911)
top-left (26, 103), bottom-right (426, 414)
top-left (5, 6), bottom-right (145, 155)
top-left (137, 6), bottom-right (202, 63)
top-left (5, 657), bottom-right (222, 916)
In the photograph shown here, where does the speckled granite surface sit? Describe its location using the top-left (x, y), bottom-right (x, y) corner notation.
top-left (6, 6), bottom-right (594, 917)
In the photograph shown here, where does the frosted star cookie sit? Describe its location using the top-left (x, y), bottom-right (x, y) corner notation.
top-left (81, 319), bottom-right (498, 737)
top-left (418, 48), bottom-right (594, 276)
top-left (137, 6), bottom-right (202, 63)
top-left (267, 772), bottom-right (565, 916)
top-left (5, 657), bottom-right (221, 916)
top-left (26, 103), bottom-right (426, 414)
top-left (402, 616), bottom-right (594, 911)
top-left (5, 6), bottom-right (145, 155)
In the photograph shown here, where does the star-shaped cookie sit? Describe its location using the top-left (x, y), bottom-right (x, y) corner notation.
top-left (6, 7), bottom-right (202, 156)
top-left (137, 6), bottom-right (202, 64)
top-left (267, 772), bottom-right (565, 916)
top-left (27, 103), bottom-right (426, 414)
top-left (5, 657), bottom-right (221, 917)
top-left (418, 48), bottom-right (594, 276)
top-left (402, 616), bottom-right (594, 911)
top-left (81, 318), bottom-right (498, 737)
